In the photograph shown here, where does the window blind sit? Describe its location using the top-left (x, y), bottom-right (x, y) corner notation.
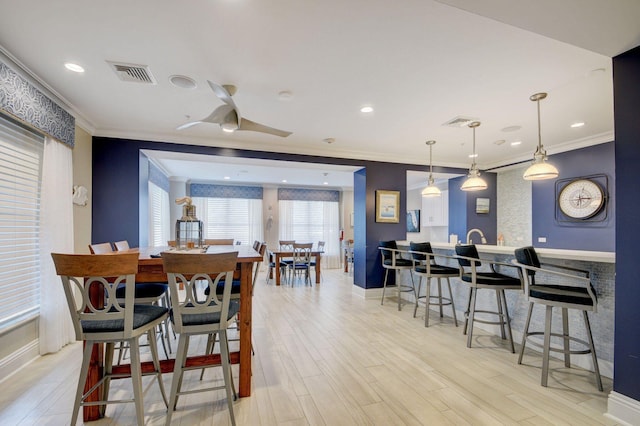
top-left (192, 197), bottom-right (263, 246)
top-left (149, 181), bottom-right (170, 247)
top-left (0, 114), bottom-right (44, 330)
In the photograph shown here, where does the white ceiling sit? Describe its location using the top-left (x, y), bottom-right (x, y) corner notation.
top-left (1, 0), bottom-right (639, 187)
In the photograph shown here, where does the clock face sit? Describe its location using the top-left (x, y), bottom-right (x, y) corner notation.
top-left (558, 179), bottom-right (605, 219)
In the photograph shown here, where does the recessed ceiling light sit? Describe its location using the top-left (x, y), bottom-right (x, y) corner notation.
top-left (510, 141), bottom-right (522, 146)
top-left (468, 153), bottom-right (478, 158)
top-left (64, 62), bottom-right (84, 73)
top-left (501, 125), bottom-right (521, 132)
top-left (169, 75), bottom-right (197, 89)
top-left (360, 106), bottom-right (374, 113)
top-left (323, 182), bottom-right (329, 185)
top-left (224, 176), bottom-right (231, 180)
top-left (571, 122), bottom-right (585, 128)
top-left (282, 179), bottom-right (287, 183)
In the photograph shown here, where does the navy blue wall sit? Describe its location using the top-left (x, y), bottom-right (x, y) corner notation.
top-left (613, 46), bottom-right (640, 402)
top-left (531, 142), bottom-right (615, 251)
top-left (92, 137), bottom-right (465, 290)
top-left (448, 172), bottom-right (498, 244)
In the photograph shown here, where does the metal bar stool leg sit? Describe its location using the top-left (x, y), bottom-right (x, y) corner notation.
top-left (500, 289), bottom-right (515, 353)
top-left (542, 305), bottom-right (553, 387)
top-left (518, 302), bottom-right (535, 364)
top-left (463, 287), bottom-right (473, 335)
top-left (562, 308), bottom-right (571, 367)
top-left (424, 277), bottom-right (432, 327)
top-left (466, 288), bottom-right (477, 348)
top-left (381, 269), bottom-right (389, 305)
top-left (446, 278), bottom-right (458, 327)
top-left (495, 289), bottom-right (506, 340)
top-left (413, 276), bottom-right (422, 318)
top-left (583, 311), bottom-right (604, 391)
top-left (437, 278), bottom-right (444, 318)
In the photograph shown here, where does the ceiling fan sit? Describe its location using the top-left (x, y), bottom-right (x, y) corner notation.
top-left (177, 80), bottom-right (292, 137)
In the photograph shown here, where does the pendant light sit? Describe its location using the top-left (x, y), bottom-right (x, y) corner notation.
top-left (523, 92), bottom-right (559, 180)
top-left (421, 140), bottom-right (441, 197)
top-left (460, 121), bottom-right (487, 191)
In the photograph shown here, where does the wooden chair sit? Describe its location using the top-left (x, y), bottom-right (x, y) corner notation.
top-left (51, 252), bottom-right (168, 426)
top-left (162, 251), bottom-right (239, 426)
top-left (204, 238), bottom-right (235, 245)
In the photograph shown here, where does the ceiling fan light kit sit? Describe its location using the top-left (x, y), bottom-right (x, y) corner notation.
top-left (523, 92), bottom-right (559, 180)
top-left (177, 80), bottom-right (292, 137)
top-left (461, 121), bottom-right (488, 192)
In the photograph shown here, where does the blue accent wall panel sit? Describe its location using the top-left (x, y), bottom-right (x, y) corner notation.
top-left (465, 172), bottom-right (497, 244)
top-left (448, 173), bottom-right (497, 244)
top-left (613, 45), bottom-right (640, 402)
top-left (353, 168), bottom-right (367, 288)
top-left (531, 142), bottom-right (615, 251)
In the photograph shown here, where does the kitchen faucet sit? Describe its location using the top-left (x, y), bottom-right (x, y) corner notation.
top-left (466, 228), bottom-right (487, 244)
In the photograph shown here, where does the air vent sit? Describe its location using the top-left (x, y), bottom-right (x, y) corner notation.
top-left (107, 61), bottom-right (157, 84)
top-left (442, 116), bottom-right (478, 128)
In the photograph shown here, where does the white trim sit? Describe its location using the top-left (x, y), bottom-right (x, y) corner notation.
top-left (606, 391), bottom-right (640, 426)
top-left (0, 339), bottom-right (39, 384)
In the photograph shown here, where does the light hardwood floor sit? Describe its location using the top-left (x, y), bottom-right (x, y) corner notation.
top-left (0, 268), bottom-right (616, 425)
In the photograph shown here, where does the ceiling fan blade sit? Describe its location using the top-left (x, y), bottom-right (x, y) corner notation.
top-left (207, 80), bottom-right (238, 111)
top-left (238, 118), bottom-right (292, 137)
top-left (177, 105), bottom-right (236, 130)
top-left (201, 105), bottom-right (235, 125)
top-left (176, 121), bottom-right (202, 130)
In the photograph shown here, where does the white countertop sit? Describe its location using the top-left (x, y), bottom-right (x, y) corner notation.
top-left (398, 241), bottom-right (615, 263)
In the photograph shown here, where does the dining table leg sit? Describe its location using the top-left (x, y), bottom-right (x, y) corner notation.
top-left (238, 261), bottom-right (253, 396)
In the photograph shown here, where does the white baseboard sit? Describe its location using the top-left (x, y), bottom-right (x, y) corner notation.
top-left (0, 339), bottom-right (39, 384)
top-left (606, 391), bottom-right (640, 426)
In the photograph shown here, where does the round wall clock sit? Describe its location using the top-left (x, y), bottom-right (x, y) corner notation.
top-left (557, 178), bottom-right (605, 219)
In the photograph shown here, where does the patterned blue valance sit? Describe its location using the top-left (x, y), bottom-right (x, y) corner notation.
top-left (278, 188), bottom-right (340, 202)
top-left (0, 61), bottom-right (75, 147)
top-left (149, 162), bottom-right (169, 192)
top-left (190, 184), bottom-right (263, 199)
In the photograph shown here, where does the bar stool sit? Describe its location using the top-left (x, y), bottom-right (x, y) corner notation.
top-left (409, 242), bottom-right (459, 327)
top-left (514, 246), bottom-right (603, 390)
top-left (455, 244), bottom-right (521, 352)
top-left (379, 240), bottom-right (415, 311)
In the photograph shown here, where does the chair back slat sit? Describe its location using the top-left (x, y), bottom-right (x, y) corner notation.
top-left (455, 244), bottom-right (481, 267)
top-left (113, 240), bottom-right (130, 251)
top-left (88, 242), bottom-right (113, 254)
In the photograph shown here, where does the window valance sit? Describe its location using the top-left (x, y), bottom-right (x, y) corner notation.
top-left (149, 162), bottom-right (169, 192)
top-left (0, 61), bottom-right (75, 148)
top-left (190, 184), bottom-right (263, 199)
top-left (278, 188), bottom-right (339, 202)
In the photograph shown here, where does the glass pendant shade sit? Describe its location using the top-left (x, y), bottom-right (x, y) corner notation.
top-left (523, 92), bottom-right (559, 181)
top-left (461, 167), bottom-right (488, 191)
top-left (422, 177), bottom-right (441, 196)
top-left (461, 122), bottom-right (487, 191)
top-left (422, 140), bottom-right (441, 197)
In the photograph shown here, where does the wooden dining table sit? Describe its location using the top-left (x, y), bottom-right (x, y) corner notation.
top-left (82, 245), bottom-right (262, 422)
top-left (269, 248), bottom-right (323, 285)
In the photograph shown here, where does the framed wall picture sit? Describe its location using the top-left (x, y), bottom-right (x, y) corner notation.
top-left (476, 197), bottom-right (490, 214)
top-left (407, 209), bottom-right (420, 232)
top-left (376, 190), bottom-right (400, 223)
